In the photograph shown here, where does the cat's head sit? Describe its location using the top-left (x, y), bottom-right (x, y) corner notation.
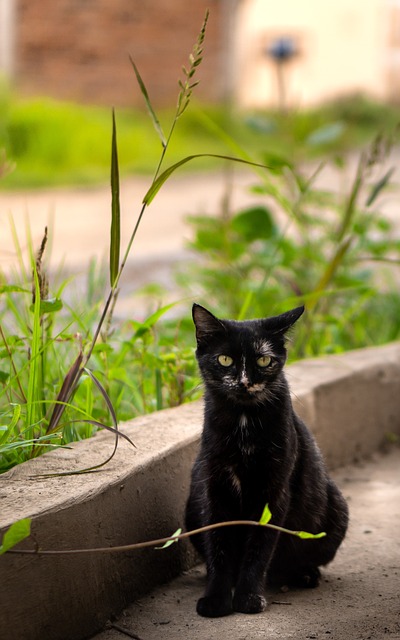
top-left (192, 303), bottom-right (304, 406)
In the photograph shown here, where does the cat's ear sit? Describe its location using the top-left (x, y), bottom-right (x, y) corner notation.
top-left (192, 304), bottom-right (226, 343)
top-left (264, 305), bottom-right (305, 335)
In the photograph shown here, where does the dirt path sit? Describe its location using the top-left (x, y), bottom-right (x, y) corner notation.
top-left (93, 448), bottom-right (400, 640)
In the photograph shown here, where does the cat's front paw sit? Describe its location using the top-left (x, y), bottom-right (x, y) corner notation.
top-left (233, 591), bottom-right (267, 614)
top-left (196, 594), bottom-right (233, 618)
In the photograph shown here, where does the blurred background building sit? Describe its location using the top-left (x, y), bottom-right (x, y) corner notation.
top-left (235, 0), bottom-right (400, 108)
top-left (0, 0), bottom-right (400, 107)
top-left (0, 0), bottom-right (225, 106)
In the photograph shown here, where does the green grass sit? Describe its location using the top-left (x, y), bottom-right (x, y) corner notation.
top-left (0, 244), bottom-right (200, 474)
top-left (0, 96), bottom-right (231, 188)
top-left (1, 92), bottom-right (399, 189)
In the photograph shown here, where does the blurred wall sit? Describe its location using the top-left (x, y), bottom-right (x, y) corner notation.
top-left (13, 0), bottom-right (224, 107)
top-left (0, 0), bottom-right (16, 76)
top-left (6, 0), bottom-right (400, 108)
top-left (234, 0), bottom-right (394, 108)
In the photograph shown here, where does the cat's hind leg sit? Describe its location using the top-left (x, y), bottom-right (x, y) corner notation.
top-left (268, 482), bottom-right (349, 589)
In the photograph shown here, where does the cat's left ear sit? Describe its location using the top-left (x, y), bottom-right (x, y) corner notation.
top-left (192, 303), bottom-right (226, 344)
top-left (265, 305), bottom-right (305, 336)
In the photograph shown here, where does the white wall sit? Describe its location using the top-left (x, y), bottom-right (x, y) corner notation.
top-left (0, 0), bottom-right (16, 77)
top-left (234, 0), bottom-right (389, 108)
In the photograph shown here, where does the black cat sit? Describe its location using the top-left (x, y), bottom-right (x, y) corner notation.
top-left (185, 303), bottom-right (349, 618)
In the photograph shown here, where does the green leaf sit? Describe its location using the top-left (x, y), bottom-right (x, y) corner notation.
top-left (231, 206), bottom-right (275, 241)
top-left (259, 503), bottom-right (272, 525)
top-left (91, 343), bottom-right (114, 355)
top-left (297, 530), bottom-right (326, 539)
top-left (110, 109), bottom-right (121, 288)
top-left (0, 285), bottom-right (30, 294)
top-left (245, 115), bottom-right (277, 135)
top-left (0, 403), bottom-right (21, 445)
top-left (143, 155), bottom-right (270, 205)
top-left (39, 298), bottom-right (63, 314)
top-left (0, 518), bottom-right (31, 555)
top-left (306, 122), bottom-right (345, 146)
top-left (155, 528), bottom-right (182, 550)
top-left (366, 167), bottom-right (395, 207)
top-left (129, 57), bottom-right (167, 147)
top-left (133, 302), bottom-right (178, 339)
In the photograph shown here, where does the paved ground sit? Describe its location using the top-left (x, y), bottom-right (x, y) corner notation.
top-left (92, 448), bottom-right (400, 640)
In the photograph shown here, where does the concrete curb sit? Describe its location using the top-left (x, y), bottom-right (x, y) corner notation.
top-left (1, 343), bottom-right (400, 640)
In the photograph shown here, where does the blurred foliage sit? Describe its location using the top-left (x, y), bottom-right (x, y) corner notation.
top-left (0, 90), bottom-right (400, 188)
top-left (177, 132), bottom-right (400, 360)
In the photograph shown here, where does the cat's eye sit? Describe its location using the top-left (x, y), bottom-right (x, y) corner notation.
top-left (218, 355), bottom-right (233, 367)
top-left (257, 355), bottom-right (272, 368)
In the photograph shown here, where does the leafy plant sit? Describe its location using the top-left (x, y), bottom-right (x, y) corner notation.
top-left (0, 12), bottom-right (213, 473)
top-left (178, 132), bottom-right (400, 359)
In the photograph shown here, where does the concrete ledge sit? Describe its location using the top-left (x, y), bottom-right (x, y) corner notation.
top-left (1, 343), bottom-right (400, 640)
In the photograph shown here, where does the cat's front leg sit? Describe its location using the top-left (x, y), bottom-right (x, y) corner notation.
top-left (233, 524), bottom-right (281, 614)
top-left (197, 528), bottom-right (238, 617)
top-left (197, 570), bottom-right (233, 618)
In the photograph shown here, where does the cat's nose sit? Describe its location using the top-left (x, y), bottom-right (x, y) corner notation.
top-left (239, 375), bottom-right (250, 388)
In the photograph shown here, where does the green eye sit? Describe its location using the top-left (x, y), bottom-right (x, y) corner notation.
top-left (218, 355), bottom-right (233, 367)
top-left (257, 355), bottom-right (272, 368)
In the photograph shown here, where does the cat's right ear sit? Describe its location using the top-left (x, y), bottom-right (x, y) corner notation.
top-left (192, 304), bottom-right (226, 344)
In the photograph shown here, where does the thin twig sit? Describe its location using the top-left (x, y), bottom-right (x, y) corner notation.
top-left (6, 519), bottom-right (324, 556)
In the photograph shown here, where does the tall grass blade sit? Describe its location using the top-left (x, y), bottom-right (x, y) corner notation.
top-left (83, 368), bottom-right (118, 432)
top-left (0, 324), bottom-right (26, 403)
top-left (0, 404), bottom-right (21, 445)
top-left (143, 154), bottom-right (270, 205)
top-left (69, 418), bottom-right (135, 447)
top-left (366, 167), bottom-right (395, 207)
top-left (47, 351), bottom-right (83, 433)
top-left (0, 433), bottom-right (63, 455)
top-left (337, 153), bottom-right (365, 242)
top-left (0, 285), bottom-right (29, 293)
top-left (110, 109), bottom-right (121, 288)
top-left (36, 369), bottom-right (135, 477)
top-left (132, 301), bottom-right (178, 339)
top-left (129, 56), bottom-right (167, 148)
top-left (26, 266), bottom-right (42, 441)
top-left (308, 237), bottom-right (353, 311)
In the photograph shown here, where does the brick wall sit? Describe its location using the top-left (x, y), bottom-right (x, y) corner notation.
top-left (15, 0), bottom-right (224, 107)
